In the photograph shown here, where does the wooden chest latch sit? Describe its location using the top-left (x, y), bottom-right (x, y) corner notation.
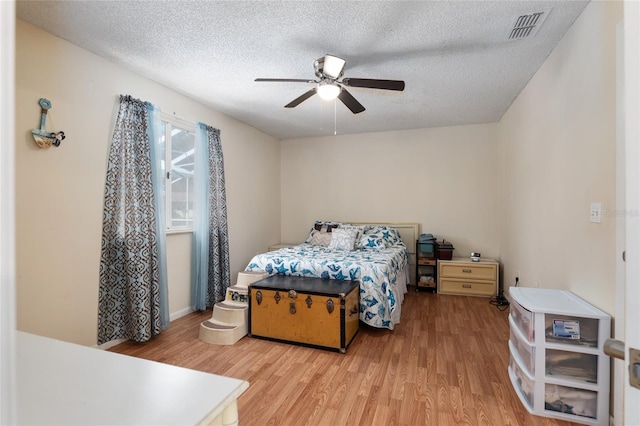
top-left (288, 290), bottom-right (297, 314)
top-left (326, 298), bottom-right (334, 314)
top-left (278, 291), bottom-right (336, 315)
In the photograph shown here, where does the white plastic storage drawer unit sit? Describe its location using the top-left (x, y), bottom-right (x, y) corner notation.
top-left (509, 349), bottom-right (535, 410)
top-left (510, 296), bottom-right (534, 342)
top-left (509, 315), bottom-right (535, 374)
top-left (508, 287), bottom-right (611, 426)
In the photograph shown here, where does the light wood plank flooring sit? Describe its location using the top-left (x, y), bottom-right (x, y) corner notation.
top-left (109, 288), bottom-right (581, 426)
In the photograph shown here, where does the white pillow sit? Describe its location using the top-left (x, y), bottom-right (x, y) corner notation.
top-left (310, 230), bottom-right (333, 247)
top-left (328, 228), bottom-right (358, 251)
top-left (340, 225), bottom-right (363, 238)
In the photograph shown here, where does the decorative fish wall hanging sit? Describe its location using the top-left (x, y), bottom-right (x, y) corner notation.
top-left (32, 98), bottom-right (65, 149)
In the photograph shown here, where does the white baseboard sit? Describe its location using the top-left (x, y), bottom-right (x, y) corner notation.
top-left (170, 307), bottom-right (195, 322)
top-left (96, 338), bottom-right (128, 350)
top-left (94, 308), bottom-right (196, 350)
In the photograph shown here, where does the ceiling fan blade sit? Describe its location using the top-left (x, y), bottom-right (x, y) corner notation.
top-left (338, 88), bottom-right (365, 114)
top-left (255, 78), bottom-right (316, 83)
top-left (341, 78), bottom-right (405, 91)
top-left (285, 88), bottom-right (317, 108)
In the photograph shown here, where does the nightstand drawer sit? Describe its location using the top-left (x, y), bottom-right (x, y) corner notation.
top-left (439, 262), bottom-right (496, 280)
top-left (439, 278), bottom-right (495, 296)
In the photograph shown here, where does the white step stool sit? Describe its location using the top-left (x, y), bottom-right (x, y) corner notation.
top-left (199, 271), bottom-right (268, 345)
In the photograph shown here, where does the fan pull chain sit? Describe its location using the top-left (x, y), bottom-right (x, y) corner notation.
top-left (334, 98), bottom-right (337, 136)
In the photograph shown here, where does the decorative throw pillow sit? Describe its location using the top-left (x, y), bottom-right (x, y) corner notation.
top-left (313, 221), bottom-right (342, 233)
top-left (363, 225), bottom-right (402, 247)
top-left (339, 225), bottom-right (364, 241)
top-left (359, 234), bottom-right (387, 250)
top-left (304, 229), bottom-right (315, 243)
top-left (380, 227), bottom-right (402, 246)
top-left (328, 228), bottom-right (358, 251)
top-left (309, 230), bottom-right (333, 247)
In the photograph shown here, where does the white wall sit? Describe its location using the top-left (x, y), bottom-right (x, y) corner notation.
top-left (15, 20), bottom-right (281, 346)
top-left (1, 1), bottom-right (16, 423)
top-left (281, 124), bottom-right (500, 259)
top-left (498, 1), bottom-right (621, 314)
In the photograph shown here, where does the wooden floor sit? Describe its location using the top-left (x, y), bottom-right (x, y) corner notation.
top-left (109, 288), bottom-right (581, 426)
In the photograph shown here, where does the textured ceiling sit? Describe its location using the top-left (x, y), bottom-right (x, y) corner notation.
top-left (16, 1), bottom-right (589, 140)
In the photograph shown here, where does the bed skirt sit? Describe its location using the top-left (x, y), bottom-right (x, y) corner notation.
top-left (390, 264), bottom-right (410, 326)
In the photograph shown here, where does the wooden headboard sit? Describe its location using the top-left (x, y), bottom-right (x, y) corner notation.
top-left (349, 222), bottom-right (420, 284)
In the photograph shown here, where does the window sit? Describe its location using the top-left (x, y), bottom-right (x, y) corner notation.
top-left (158, 113), bottom-right (196, 231)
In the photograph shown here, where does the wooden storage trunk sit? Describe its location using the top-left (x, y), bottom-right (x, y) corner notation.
top-left (248, 275), bottom-right (359, 353)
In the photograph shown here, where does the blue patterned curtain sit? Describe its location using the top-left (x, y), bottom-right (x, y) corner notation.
top-left (147, 103), bottom-right (169, 329)
top-left (98, 95), bottom-right (168, 344)
top-left (191, 123), bottom-right (230, 310)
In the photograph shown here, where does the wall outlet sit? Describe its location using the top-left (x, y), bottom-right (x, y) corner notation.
top-left (590, 202), bottom-right (602, 223)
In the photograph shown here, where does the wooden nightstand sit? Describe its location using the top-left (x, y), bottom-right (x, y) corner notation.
top-left (438, 257), bottom-right (499, 296)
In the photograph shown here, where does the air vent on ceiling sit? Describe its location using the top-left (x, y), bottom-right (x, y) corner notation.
top-left (509, 9), bottom-right (551, 40)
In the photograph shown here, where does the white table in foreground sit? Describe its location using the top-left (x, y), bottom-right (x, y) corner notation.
top-left (17, 331), bottom-right (249, 425)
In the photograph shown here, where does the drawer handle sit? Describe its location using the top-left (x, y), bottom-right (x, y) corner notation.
top-left (462, 284), bottom-right (472, 288)
top-left (462, 268), bottom-right (472, 273)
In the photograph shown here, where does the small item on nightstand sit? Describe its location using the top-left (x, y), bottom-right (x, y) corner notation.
top-left (470, 252), bottom-right (481, 262)
top-left (436, 240), bottom-right (454, 260)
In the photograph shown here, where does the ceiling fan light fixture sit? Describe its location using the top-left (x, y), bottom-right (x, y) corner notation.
top-left (317, 83), bottom-right (341, 101)
top-left (322, 55), bottom-right (346, 79)
top-left (257, 54), bottom-right (404, 113)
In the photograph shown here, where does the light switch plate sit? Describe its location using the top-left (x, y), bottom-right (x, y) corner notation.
top-left (630, 347), bottom-right (640, 389)
top-left (590, 202), bottom-right (602, 223)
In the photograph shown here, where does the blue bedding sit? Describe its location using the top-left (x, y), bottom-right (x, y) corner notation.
top-left (245, 241), bottom-right (409, 329)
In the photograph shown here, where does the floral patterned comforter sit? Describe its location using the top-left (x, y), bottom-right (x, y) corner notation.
top-left (245, 242), bottom-right (409, 329)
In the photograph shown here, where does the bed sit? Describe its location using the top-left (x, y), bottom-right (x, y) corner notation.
top-left (245, 222), bottom-right (420, 330)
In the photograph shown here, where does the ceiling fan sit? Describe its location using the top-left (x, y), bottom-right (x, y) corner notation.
top-left (255, 54), bottom-right (405, 114)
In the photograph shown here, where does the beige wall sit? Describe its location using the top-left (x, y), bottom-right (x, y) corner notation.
top-left (498, 1), bottom-right (621, 314)
top-left (281, 124), bottom-right (500, 259)
top-left (15, 20), bottom-right (281, 346)
top-left (281, 1), bottom-right (620, 317)
top-left (14, 0), bottom-right (620, 346)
